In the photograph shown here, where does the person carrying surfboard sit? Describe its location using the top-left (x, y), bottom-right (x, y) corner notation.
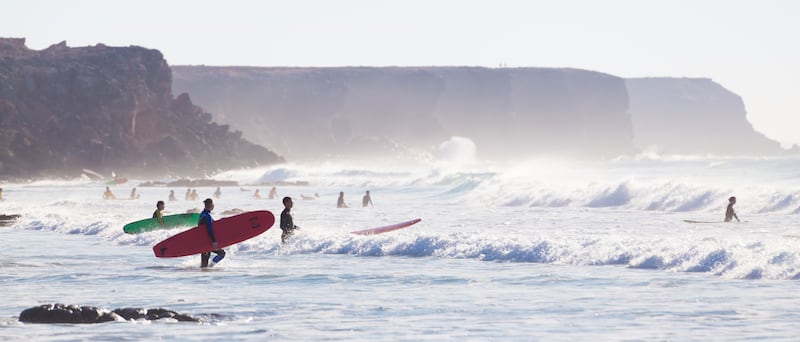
top-left (725, 196), bottom-right (740, 222)
top-left (199, 198), bottom-right (226, 267)
top-left (280, 196), bottom-right (299, 243)
top-left (153, 201), bottom-right (166, 226)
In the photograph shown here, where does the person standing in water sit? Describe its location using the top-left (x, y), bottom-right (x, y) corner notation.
top-left (725, 196), bottom-right (740, 222)
top-left (199, 198), bottom-right (226, 267)
top-left (268, 187), bottom-right (278, 199)
top-left (280, 196), bottom-right (299, 243)
top-left (253, 189), bottom-right (262, 199)
top-left (213, 187), bottom-right (222, 199)
top-left (103, 187), bottom-right (116, 200)
top-left (168, 190), bottom-right (176, 201)
top-left (362, 190), bottom-right (373, 208)
top-left (153, 200), bottom-right (166, 226)
top-left (337, 191), bottom-right (349, 208)
top-left (130, 187), bottom-right (140, 199)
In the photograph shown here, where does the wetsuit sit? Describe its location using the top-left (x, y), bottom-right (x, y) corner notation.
top-left (152, 209), bottom-right (164, 226)
top-left (199, 209), bottom-right (225, 267)
top-left (280, 207), bottom-right (297, 243)
top-left (725, 204), bottom-right (738, 222)
top-left (362, 194), bottom-right (372, 207)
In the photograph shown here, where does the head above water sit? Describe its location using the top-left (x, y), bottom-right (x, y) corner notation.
top-left (203, 198), bottom-right (214, 210)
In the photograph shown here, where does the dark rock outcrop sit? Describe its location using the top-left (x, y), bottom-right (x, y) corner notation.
top-left (18, 304), bottom-right (200, 323)
top-left (0, 38), bottom-right (283, 180)
top-left (0, 214), bottom-right (20, 227)
top-left (626, 77), bottom-right (783, 155)
top-left (172, 66), bottom-right (634, 160)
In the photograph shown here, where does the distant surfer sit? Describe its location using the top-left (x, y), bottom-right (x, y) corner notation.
top-left (725, 196), bottom-right (740, 222)
top-left (280, 196), bottom-right (299, 243)
top-left (190, 189), bottom-right (199, 201)
top-left (362, 190), bottom-right (373, 208)
top-left (184, 188), bottom-right (191, 201)
top-left (130, 187), bottom-right (140, 200)
top-left (103, 187), bottom-right (116, 200)
top-left (337, 192), bottom-right (349, 208)
top-left (153, 200), bottom-right (165, 226)
top-left (253, 189), bottom-right (262, 199)
top-left (213, 187), bottom-right (222, 199)
top-left (0, 188), bottom-right (4, 201)
top-left (268, 187), bottom-right (277, 200)
top-left (199, 198), bottom-right (226, 267)
top-left (168, 190), bottom-right (176, 201)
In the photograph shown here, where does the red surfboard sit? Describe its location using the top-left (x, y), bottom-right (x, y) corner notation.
top-left (350, 218), bottom-right (422, 236)
top-left (153, 210), bottom-right (274, 258)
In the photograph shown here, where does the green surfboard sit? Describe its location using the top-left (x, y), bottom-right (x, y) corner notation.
top-left (123, 213), bottom-right (201, 234)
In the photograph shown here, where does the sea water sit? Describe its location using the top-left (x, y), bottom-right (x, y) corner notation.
top-left (1, 156), bottom-right (800, 341)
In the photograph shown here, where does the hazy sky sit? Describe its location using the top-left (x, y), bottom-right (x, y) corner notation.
top-left (3, 0), bottom-right (799, 147)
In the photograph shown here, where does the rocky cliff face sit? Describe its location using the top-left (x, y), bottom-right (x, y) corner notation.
top-left (0, 39), bottom-right (282, 180)
top-left (172, 66), bottom-right (634, 160)
top-left (626, 77), bottom-right (783, 155)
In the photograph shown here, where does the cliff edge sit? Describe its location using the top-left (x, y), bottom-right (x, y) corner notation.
top-left (172, 66), bottom-right (634, 160)
top-left (0, 38), bottom-right (283, 180)
top-left (626, 77), bottom-right (783, 155)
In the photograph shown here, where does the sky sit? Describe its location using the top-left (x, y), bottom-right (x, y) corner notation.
top-left (3, 0), bottom-right (799, 147)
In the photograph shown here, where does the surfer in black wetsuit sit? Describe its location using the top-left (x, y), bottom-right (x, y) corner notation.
top-left (168, 190), bottom-right (176, 201)
top-left (280, 196), bottom-right (299, 243)
top-left (153, 200), bottom-right (165, 226)
top-left (362, 190), bottom-right (373, 207)
top-left (725, 196), bottom-right (740, 222)
top-left (199, 198), bottom-right (226, 267)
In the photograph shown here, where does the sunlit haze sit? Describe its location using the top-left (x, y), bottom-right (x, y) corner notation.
top-left (3, 0), bottom-right (798, 146)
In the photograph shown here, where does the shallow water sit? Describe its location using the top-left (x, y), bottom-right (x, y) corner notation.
top-left (2, 157), bottom-right (800, 340)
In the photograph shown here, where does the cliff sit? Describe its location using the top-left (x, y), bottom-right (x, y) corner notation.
top-left (626, 77), bottom-right (783, 155)
top-left (172, 66), bottom-right (634, 160)
top-left (0, 39), bottom-right (283, 180)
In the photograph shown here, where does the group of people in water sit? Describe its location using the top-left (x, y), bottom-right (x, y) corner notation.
top-left (337, 190), bottom-right (373, 208)
top-left (142, 188), bottom-right (377, 268)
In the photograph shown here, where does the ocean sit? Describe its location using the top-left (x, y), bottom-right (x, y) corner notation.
top-left (1, 155), bottom-right (800, 340)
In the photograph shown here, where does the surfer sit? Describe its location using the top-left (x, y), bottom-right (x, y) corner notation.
top-left (103, 187), bottom-right (116, 200)
top-left (190, 189), bottom-right (199, 201)
top-left (0, 188), bottom-right (3, 201)
top-left (213, 187), bottom-right (222, 199)
top-left (153, 201), bottom-right (165, 226)
top-left (199, 198), bottom-right (226, 267)
top-left (253, 189), bottom-right (262, 199)
top-left (268, 187), bottom-right (277, 200)
top-left (168, 190), bottom-right (176, 201)
top-left (362, 190), bottom-right (373, 208)
top-left (337, 191), bottom-right (349, 208)
top-left (184, 188), bottom-right (191, 200)
top-left (725, 196), bottom-right (740, 222)
top-left (280, 196), bottom-right (299, 243)
top-left (130, 187), bottom-right (140, 199)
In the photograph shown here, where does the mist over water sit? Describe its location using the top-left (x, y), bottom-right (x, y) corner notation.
top-left (3, 154), bottom-right (800, 340)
